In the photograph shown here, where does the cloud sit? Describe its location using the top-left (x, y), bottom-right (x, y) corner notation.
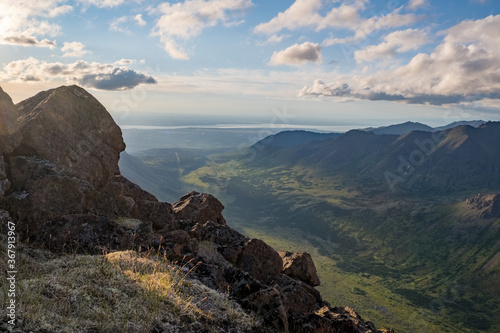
top-left (78, 0), bottom-right (127, 8)
top-left (0, 0), bottom-right (72, 47)
top-left (255, 0), bottom-right (421, 45)
top-left (407, 0), bottom-right (427, 9)
top-left (110, 16), bottom-right (130, 33)
top-left (254, 0), bottom-right (323, 35)
top-left (110, 14), bottom-right (148, 33)
top-left (61, 42), bottom-right (89, 57)
top-left (79, 69), bottom-right (157, 90)
top-left (2, 57), bottom-right (157, 91)
top-left (2, 36), bottom-right (57, 48)
top-left (269, 42), bottom-right (322, 66)
top-left (134, 14), bottom-right (147, 27)
top-left (354, 29), bottom-right (429, 62)
top-left (300, 15), bottom-right (500, 106)
top-left (151, 0), bottom-right (253, 60)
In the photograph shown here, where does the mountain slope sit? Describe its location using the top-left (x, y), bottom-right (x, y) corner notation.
top-left (248, 122), bottom-right (500, 194)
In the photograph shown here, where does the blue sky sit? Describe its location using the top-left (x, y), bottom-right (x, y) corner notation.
top-left (1, 0), bottom-right (499, 127)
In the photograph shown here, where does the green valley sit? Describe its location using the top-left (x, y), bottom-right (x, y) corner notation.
top-left (121, 124), bottom-right (500, 333)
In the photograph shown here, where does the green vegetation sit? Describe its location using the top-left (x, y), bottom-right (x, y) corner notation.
top-left (182, 158), bottom-right (500, 333)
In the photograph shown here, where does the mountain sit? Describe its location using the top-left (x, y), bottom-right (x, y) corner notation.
top-left (180, 122), bottom-right (500, 332)
top-left (253, 130), bottom-right (342, 149)
top-left (434, 120), bottom-right (486, 131)
top-left (363, 120), bottom-right (485, 135)
top-left (248, 123), bottom-right (500, 194)
top-left (364, 121), bottom-right (434, 135)
top-left (0, 85), bottom-right (394, 333)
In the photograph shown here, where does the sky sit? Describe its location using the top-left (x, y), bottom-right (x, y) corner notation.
top-left (1, 0), bottom-right (499, 128)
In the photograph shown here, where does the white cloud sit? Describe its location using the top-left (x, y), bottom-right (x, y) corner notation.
top-left (78, 0), bottom-right (127, 8)
top-left (134, 14), bottom-right (146, 27)
top-left (110, 14), bottom-right (148, 33)
top-left (255, 0), bottom-right (421, 46)
top-left (254, 0), bottom-right (323, 35)
top-left (2, 57), bottom-right (157, 91)
top-left (354, 29), bottom-right (429, 62)
top-left (301, 15), bottom-right (500, 106)
top-left (61, 42), bottom-right (89, 57)
top-left (110, 16), bottom-right (130, 32)
top-left (0, 0), bottom-right (72, 47)
top-left (407, 0), bottom-right (427, 10)
top-left (269, 42), bottom-right (322, 66)
top-left (259, 34), bottom-right (291, 45)
top-left (151, 0), bottom-right (253, 60)
top-left (114, 59), bottom-right (136, 65)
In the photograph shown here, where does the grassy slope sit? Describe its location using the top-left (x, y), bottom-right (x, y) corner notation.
top-left (0, 239), bottom-right (264, 333)
top-left (182, 160), bottom-right (500, 333)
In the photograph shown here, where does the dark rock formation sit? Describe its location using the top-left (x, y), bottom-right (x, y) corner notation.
top-left (0, 87), bottom-right (21, 199)
top-left (279, 251), bottom-right (321, 287)
top-left (0, 85), bottom-right (395, 333)
top-left (237, 238), bottom-right (283, 284)
top-left (0, 87), bottom-right (21, 154)
top-left (466, 193), bottom-right (500, 218)
top-left (15, 86), bottom-right (124, 188)
top-left (173, 191), bottom-right (227, 225)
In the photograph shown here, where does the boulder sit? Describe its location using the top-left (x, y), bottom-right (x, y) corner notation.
top-left (154, 230), bottom-right (199, 262)
top-left (465, 193), bottom-right (500, 218)
top-left (242, 286), bottom-right (289, 333)
top-left (173, 191), bottom-right (226, 225)
top-left (189, 221), bottom-right (247, 263)
top-left (0, 86), bottom-right (21, 154)
top-left (237, 238), bottom-right (282, 284)
top-left (115, 175), bottom-right (177, 231)
top-left (15, 85), bottom-right (125, 189)
top-left (279, 251), bottom-right (321, 287)
top-left (277, 274), bottom-right (321, 316)
top-left (6, 156), bottom-right (89, 238)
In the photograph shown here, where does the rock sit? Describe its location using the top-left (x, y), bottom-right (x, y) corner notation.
top-left (279, 251), bottom-right (321, 287)
top-left (173, 191), bottom-right (227, 225)
top-left (277, 274), bottom-right (321, 316)
top-left (242, 285), bottom-right (289, 332)
top-left (15, 85), bottom-right (125, 189)
top-left (237, 238), bottom-right (282, 284)
top-left (0, 86), bottom-right (21, 154)
top-left (154, 230), bottom-right (199, 262)
top-left (189, 221), bottom-right (247, 263)
top-left (34, 213), bottom-right (133, 253)
top-left (465, 193), bottom-right (500, 218)
top-left (6, 156), bottom-right (89, 238)
top-left (115, 175), bottom-right (177, 231)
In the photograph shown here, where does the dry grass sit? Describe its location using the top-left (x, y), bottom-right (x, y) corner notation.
top-left (0, 238), bottom-right (262, 333)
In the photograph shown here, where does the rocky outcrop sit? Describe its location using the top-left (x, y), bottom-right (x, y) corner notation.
top-left (279, 251), bottom-right (321, 287)
top-left (2, 85), bottom-right (176, 248)
top-left (0, 87), bottom-right (21, 154)
top-left (466, 193), bottom-right (500, 218)
top-left (0, 87), bottom-right (21, 199)
top-left (173, 191), bottom-right (227, 225)
top-left (0, 85), bottom-right (394, 333)
top-left (15, 86), bottom-right (124, 189)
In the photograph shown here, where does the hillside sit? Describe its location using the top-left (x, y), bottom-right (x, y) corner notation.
top-left (180, 124), bottom-right (500, 333)
top-left (0, 85), bottom-right (394, 333)
top-left (246, 123), bottom-right (500, 195)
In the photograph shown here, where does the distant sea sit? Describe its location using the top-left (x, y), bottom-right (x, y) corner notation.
top-left (118, 123), bottom-right (360, 132)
